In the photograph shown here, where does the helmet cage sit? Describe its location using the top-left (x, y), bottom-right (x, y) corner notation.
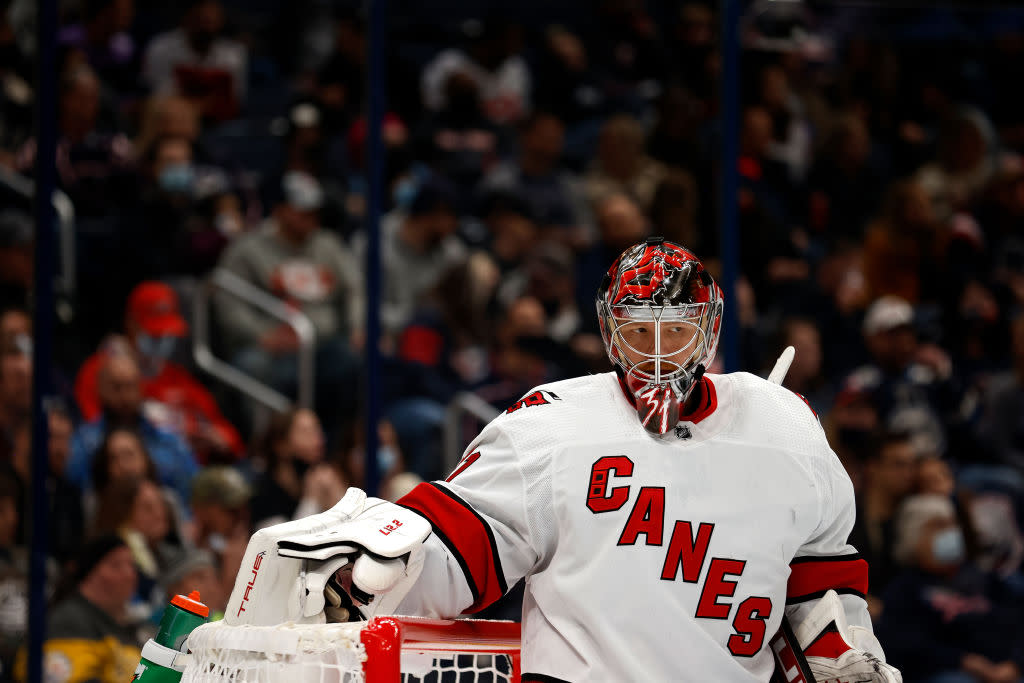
top-left (596, 240), bottom-right (724, 432)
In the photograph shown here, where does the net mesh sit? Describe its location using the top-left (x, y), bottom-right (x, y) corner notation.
top-left (180, 620), bottom-right (517, 683)
top-left (182, 621), bottom-right (367, 683)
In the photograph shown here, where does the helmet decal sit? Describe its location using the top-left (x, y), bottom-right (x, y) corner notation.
top-left (596, 238), bottom-right (723, 434)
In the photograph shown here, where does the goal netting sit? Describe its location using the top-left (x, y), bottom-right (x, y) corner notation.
top-left (181, 617), bottom-right (521, 683)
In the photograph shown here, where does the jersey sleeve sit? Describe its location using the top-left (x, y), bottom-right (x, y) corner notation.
top-left (785, 443), bottom-right (875, 635)
top-left (396, 416), bottom-right (553, 617)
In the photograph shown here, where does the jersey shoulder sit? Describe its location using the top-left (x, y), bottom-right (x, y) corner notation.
top-left (717, 372), bottom-right (830, 457)
top-left (481, 373), bottom-right (630, 453)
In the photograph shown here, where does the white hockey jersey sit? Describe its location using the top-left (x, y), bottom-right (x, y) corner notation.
top-left (397, 371), bottom-right (874, 682)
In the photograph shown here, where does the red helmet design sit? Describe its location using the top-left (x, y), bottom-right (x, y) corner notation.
top-left (596, 238), bottom-right (723, 434)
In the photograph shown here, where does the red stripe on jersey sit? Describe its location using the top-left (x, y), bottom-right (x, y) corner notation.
top-left (803, 630), bottom-right (853, 659)
top-left (787, 555), bottom-right (868, 603)
top-left (398, 482), bottom-right (507, 612)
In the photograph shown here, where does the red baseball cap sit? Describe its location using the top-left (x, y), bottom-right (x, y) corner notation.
top-left (127, 282), bottom-right (188, 337)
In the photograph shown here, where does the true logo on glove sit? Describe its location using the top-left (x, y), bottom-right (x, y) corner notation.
top-left (379, 519), bottom-right (404, 536)
top-left (236, 551), bottom-right (267, 617)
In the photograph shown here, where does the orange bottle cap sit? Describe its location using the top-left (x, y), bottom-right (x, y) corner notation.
top-left (171, 590), bottom-right (210, 617)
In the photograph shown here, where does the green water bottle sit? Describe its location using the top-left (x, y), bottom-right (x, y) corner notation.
top-left (132, 590), bottom-right (210, 682)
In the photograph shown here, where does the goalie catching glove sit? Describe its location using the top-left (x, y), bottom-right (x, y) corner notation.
top-left (225, 487), bottom-right (431, 626)
top-left (792, 590), bottom-right (902, 683)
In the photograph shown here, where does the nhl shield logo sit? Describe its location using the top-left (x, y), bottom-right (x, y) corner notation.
top-left (674, 425), bottom-right (692, 440)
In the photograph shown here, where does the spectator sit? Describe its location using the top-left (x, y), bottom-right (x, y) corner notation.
top-left (532, 26), bottom-right (608, 131)
top-left (75, 281), bottom-right (244, 462)
top-left (0, 467), bottom-right (29, 677)
top-left (584, 0), bottom-right (669, 105)
top-left (481, 111), bottom-right (593, 247)
top-left (756, 62), bottom-right (814, 184)
top-left (142, 0), bottom-right (247, 123)
top-left (84, 425), bottom-right (189, 539)
top-left (0, 210), bottom-right (33, 312)
top-left (158, 548), bottom-right (224, 620)
top-left (215, 171), bottom-right (363, 435)
top-left (848, 430), bottom-right (919, 612)
top-left (68, 353), bottom-right (199, 503)
top-left (806, 112), bottom-right (887, 245)
top-left (249, 408), bottom-right (345, 528)
top-left (842, 296), bottom-right (956, 459)
top-left (18, 534), bottom-right (142, 682)
top-left (58, 0), bottom-right (138, 97)
top-left (92, 477), bottom-right (179, 609)
top-left (877, 494), bottom-right (1024, 681)
top-left (861, 179), bottom-right (946, 305)
top-left (134, 94), bottom-right (202, 164)
top-left (8, 404), bottom-right (85, 564)
top-left (583, 114), bottom-right (667, 212)
top-left (774, 316), bottom-right (832, 416)
top-left (353, 175), bottom-right (466, 338)
top-left (973, 310), bottom-right (1024, 473)
top-left (421, 17), bottom-right (531, 125)
top-left (0, 339), bottom-right (30, 459)
top-left (575, 192), bottom-right (650, 330)
top-left (188, 467), bottom-right (251, 610)
top-left (915, 107), bottom-right (1008, 223)
top-left (339, 418), bottom-right (420, 502)
top-left (414, 72), bottom-right (511, 199)
top-left (15, 62), bottom-right (135, 219)
top-left (0, 307), bottom-right (30, 344)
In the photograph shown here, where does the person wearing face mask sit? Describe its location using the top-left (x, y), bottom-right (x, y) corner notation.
top-left (74, 282), bottom-right (244, 463)
top-left (848, 430), bottom-right (919, 615)
top-left (877, 494), bottom-right (1024, 682)
top-left (249, 409), bottom-right (348, 529)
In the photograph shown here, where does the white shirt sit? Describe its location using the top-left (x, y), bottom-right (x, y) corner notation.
top-left (142, 28), bottom-right (247, 100)
top-left (398, 371), bottom-right (874, 682)
top-left (421, 49), bottom-right (530, 124)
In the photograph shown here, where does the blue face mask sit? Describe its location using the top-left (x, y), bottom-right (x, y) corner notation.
top-left (392, 177), bottom-right (419, 209)
top-left (136, 333), bottom-right (177, 362)
top-left (158, 163), bottom-right (195, 195)
top-left (377, 445), bottom-right (398, 474)
top-left (932, 527), bottom-right (966, 564)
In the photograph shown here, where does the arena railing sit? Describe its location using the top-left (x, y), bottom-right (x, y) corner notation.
top-left (192, 267), bottom-right (316, 412)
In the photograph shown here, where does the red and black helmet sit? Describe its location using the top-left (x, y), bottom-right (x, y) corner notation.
top-left (596, 237), bottom-right (723, 433)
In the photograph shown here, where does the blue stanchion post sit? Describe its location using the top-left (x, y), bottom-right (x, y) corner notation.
top-left (719, 0), bottom-right (741, 373)
top-left (29, 0), bottom-right (59, 680)
top-left (364, 0), bottom-right (388, 497)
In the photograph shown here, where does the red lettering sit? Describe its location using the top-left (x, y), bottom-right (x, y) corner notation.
top-left (236, 551), bottom-right (268, 617)
top-left (729, 596), bottom-right (772, 656)
top-left (617, 487), bottom-right (665, 546)
top-left (586, 456), bottom-right (634, 513)
top-left (446, 450), bottom-right (482, 482)
top-left (660, 522), bottom-right (714, 582)
top-left (695, 558), bottom-right (746, 619)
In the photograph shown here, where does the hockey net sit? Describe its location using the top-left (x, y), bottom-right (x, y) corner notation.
top-left (180, 617), bottom-right (521, 683)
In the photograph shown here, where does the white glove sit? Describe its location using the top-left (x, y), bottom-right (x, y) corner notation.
top-left (793, 590), bottom-right (902, 683)
top-left (225, 488), bottom-right (431, 626)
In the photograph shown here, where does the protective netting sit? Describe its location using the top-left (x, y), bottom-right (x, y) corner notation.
top-left (398, 652), bottom-right (516, 683)
top-left (180, 620), bottom-right (518, 683)
top-left (182, 621), bottom-right (367, 683)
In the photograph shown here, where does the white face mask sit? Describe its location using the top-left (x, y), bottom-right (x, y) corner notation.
top-left (136, 334), bottom-right (177, 361)
top-left (931, 527), bottom-right (966, 564)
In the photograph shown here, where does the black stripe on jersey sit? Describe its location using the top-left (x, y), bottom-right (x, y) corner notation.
top-left (397, 501), bottom-right (482, 606)
top-left (431, 482), bottom-right (510, 596)
top-left (789, 552), bottom-right (864, 564)
top-left (785, 586), bottom-right (867, 605)
top-left (522, 674), bottom-right (573, 683)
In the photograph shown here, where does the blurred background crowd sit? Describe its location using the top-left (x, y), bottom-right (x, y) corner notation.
top-left (2, 0), bottom-right (1024, 680)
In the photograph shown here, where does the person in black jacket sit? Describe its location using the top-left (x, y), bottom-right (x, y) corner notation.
top-left (876, 494), bottom-right (1024, 682)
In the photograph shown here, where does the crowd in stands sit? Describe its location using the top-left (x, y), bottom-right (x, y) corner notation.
top-left (1, 0), bottom-right (1024, 680)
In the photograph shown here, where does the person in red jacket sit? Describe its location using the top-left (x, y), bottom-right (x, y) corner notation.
top-left (75, 281), bottom-right (244, 462)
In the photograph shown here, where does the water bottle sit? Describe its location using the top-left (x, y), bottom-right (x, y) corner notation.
top-left (131, 591), bottom-right (210, 682)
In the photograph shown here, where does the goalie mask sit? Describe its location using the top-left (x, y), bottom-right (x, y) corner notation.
top-left (597, 238), bottom-right (723, 434)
